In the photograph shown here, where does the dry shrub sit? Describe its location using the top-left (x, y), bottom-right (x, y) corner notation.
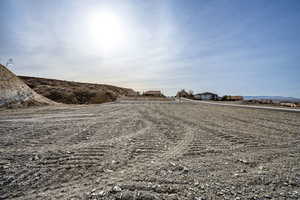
top-left (19, 76), bottom-right (134, 105)
top-left (73, 90), bottom-right (96, 104)
top-left (90, 91), bottom-right (117, 104)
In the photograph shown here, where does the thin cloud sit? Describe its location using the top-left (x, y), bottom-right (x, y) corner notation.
top-left (1, 0), bottom-right (300, 97)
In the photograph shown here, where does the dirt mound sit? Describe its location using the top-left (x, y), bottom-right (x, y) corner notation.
top-left (19, 76), bottom-right (137, 104)
top-left (0, 64), bottom-right (55, 108)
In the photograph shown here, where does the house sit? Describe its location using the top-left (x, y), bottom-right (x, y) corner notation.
top-left (222, 95), bottom-right (244, 101)
top-left (143, 90), bottom-right (163, 97)
top-left (194, 92), bottom-right (218, 100)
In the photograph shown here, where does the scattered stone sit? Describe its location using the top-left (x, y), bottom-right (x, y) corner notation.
top-left (182, 166), bottom-right (189, 173)
top-left (194, 197), bottom-right (206, 200)
top-left (168, 194), bottom-right (178, 200)
top-left (91, 190), bottom-right (106, 197)
top-left (136, 191), bottom-right (159, 200)
top-left (237, 159), bottom-right (249, 164)
top-left (112, 185), bottom-right (122, 193)
top-left (30, 155), bottom-right (40, 161)
top-left (3, 165), bottom-right (9, 169)
top-left (104, 169), bottom-right (114, 173)
top-left (118, 191), bottom-right (135, 200)
top-left (258, 166), bottom-right (264, 170)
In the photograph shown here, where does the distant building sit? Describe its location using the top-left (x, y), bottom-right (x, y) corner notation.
top-left (194, 92), bottom-right (218, 100)
top-left (143, 90), bottom-right (163, 97)
top-left (222, 95), bottom-right (244, 101)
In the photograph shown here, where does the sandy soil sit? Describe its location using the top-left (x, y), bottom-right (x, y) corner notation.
top-left (0, 101), bottom-right (300, 200)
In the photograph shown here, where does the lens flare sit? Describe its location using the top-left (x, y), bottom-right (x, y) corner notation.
top-left (87, 11), bottom-right (126, 52)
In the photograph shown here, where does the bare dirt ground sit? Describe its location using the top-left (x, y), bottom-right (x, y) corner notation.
top-left (1, 101), bottom-right (300, 200)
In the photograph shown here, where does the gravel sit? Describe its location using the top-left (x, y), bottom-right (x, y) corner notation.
top-left (0, 101), bottom-right (299, 199)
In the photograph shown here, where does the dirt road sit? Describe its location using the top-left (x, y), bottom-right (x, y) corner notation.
top-left (182, 98), bottom-right (300, 112)
top-left (1, 101), bottom-right (300, 199)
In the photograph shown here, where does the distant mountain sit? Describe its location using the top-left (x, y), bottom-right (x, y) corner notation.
top-left (244, 96), bottom-right (300, 102)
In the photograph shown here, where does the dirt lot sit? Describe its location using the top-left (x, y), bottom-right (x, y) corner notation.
top-left (1, 101), bottom-right (300, 200)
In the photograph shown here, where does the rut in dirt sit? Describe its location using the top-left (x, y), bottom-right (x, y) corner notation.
top-left (0, 102), bottom-right (300, 200)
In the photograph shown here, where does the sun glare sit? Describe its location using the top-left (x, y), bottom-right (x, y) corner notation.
top-left (87, 11), bottom-right (126, 51)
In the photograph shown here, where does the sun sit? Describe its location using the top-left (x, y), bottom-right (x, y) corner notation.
top-left (87, 11), bottom-right (126, 51)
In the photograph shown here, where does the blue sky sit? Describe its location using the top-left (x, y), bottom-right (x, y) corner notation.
top-left (1, 0), bottom-right (300, 97)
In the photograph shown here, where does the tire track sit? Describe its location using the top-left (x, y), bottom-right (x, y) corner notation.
top-left (7, 105), bottom-right (152, 199)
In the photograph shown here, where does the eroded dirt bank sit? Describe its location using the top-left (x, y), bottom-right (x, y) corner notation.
top-left (0, 102), bottom-right (299, 199)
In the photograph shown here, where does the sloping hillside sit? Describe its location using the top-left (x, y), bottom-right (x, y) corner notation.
top-left (0, 64), bottom-right (55, 108)
top-left (19, 76), bottom-right (137, 104)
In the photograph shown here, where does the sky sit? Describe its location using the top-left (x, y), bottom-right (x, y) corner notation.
top-left (1, 0), bottom-right (300, 97)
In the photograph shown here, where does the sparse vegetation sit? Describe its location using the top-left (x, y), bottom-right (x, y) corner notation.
top-left (176, 89), bottom-right (194, 99)
top-left (221, 95), bottom-right (244, 101)
top-left (19, 76), bottom-right (135, 104)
